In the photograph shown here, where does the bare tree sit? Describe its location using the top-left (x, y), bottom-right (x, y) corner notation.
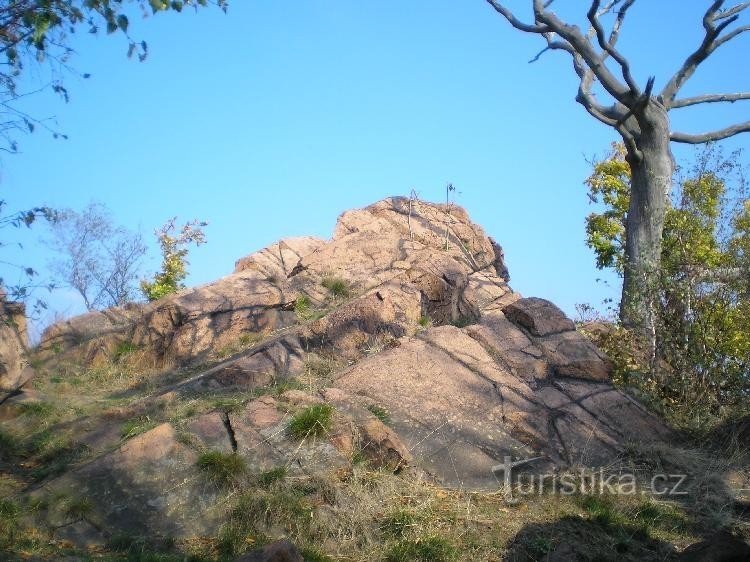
top-left (48, 203), bottom-right (145, 310)
top-left (485, 0), bottom-right (750, 334)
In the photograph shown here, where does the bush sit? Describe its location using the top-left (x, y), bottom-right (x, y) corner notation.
top-left (287, 404), bottom-right (334, 439)
top-left (141, 218), bottom-right (207, 301)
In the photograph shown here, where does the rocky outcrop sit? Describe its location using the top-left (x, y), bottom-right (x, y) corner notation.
top-left (38, 197), bottom-right (513, 367)
top-left (0, 290), bottom-right (32, 396)
top-left (18, 197), bottom-right (677, 549)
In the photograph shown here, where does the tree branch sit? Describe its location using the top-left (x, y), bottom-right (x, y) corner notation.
top-left (485, 0), bottom-right (549, 33)
top-left (671, 92), bottom-right (750, 108)
top-left (587, 0), bottom-right (640, 93)
top-left (662, 0), bottom-right (750, 105)
top-left (535, 3), bottom-right (633, 104)
top-left (484, 0), bottom-right (633, 105)
top-left (671, 120), bottom-right (750, 143)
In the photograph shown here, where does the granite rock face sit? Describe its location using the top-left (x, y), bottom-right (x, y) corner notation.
top-left (12, 198), bottom-right (675, 547)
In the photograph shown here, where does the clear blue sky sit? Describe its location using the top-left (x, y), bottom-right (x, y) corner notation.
top-left (1, 1), bottom-right (748, 333)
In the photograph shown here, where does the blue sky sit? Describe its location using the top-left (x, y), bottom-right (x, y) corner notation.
top-left (1, 1), bottom-right (748, 333)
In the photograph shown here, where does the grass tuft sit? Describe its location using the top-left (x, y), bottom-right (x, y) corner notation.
top-left (257, 466), bottom-right (287, 488)
top-left (63, 497), bottom-right (93, 520)
top-left (287, 404), bottom-right (334, 439)
top-left (385, 536), bottom-right (457, 562)
top-left (380, 509), bottom-right (417, 538)
top-left (321, 277), bottom-right (350, 299)
top-left (295, 295), bottom-right (312, 319)
top-left (121, 416), bottom-right (157, 440)
top-left (367, 404), bottom-right (391, 425)
top-left (196, 450), bottom-right (247, 487)
top-left (301, 547), bottom-right (335, 562)
top-left (113, 341), bottom-right (138, 361)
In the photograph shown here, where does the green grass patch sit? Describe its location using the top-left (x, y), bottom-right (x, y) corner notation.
top-left (367, 404), bottom-right (391, 425)
top-left (257, 466), bottom-right (287, 488)
top-left (114, 341), bottom-right (138, 361)
top-left (301, 547), bottom-right (335, 562)
top-left (418, 315), bottom-right (432, 328)
top-left (218, 489), bottom-right (310, 555)
top-left (577, 495), bottom-right (622, 528)
top-left (380, 509), bottom-right (417, 538)
top-left (385, 536), bottom-right (457, 562)
top-left (287, 404), bottom-right (334, 439)
top-left (295, 295), bottom-right (313, 320)
top-left (63, 497), bottom-right (93, 520)
top-left (18, 401), bottom-right (56, 418)
top-left (196, 451), bottom-right (247, 487)
top-left (0, 430), bottom-right (21, 458)
top-left (121, 416), bottom-right (158, 440)
top-left (321, 276), bottom-right (350, 299)
top-left (450, 315), bottom-right (475, 328)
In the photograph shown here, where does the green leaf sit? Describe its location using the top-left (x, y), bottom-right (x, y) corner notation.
top-left (117, 14), bottom-right (129, 32)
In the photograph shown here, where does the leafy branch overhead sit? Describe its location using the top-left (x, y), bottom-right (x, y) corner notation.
top-left (0, 0), bottom-right (228, 152)
top-left (0, 199), bottom-right (57, 308)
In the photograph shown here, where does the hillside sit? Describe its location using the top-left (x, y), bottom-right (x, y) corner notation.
top-left (1, 198), bottom-right (748, 561)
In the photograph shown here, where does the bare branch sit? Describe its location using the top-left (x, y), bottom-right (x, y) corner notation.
top-left (587, 0), bottom-right (639, 93)
top-left (607, 0), bottom-right (637, 50)
top-left (671, 92), bottom-right (750, 108)
top-left (714, 23), bottom-right (750, 47)
top-left (662, 1), bottom-right (749, 105)
top-left (485, 0), bottom-right (549, 33)
top-left (715, 2), bottom-right (750, 20)
top-left (535, 6), bottom-right (632, 103)
top-left (671, 120), bottom-right (750, 144)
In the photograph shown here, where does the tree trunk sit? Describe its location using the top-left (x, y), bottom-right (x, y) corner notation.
top-left (620, 103), bottom-right (674, 340)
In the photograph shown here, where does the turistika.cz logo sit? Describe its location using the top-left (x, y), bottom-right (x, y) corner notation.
top-left (491, 456), bottom-right (687, 500)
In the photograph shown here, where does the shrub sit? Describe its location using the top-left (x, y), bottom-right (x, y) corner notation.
top-left (196, 451), bottom-right (247, 487)
top-left (141, 218), bottom-right (207, 301)
top-left (321, 276), bottom-right (350, 299)
top-left (287, 404), bottom-right (334, 439)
